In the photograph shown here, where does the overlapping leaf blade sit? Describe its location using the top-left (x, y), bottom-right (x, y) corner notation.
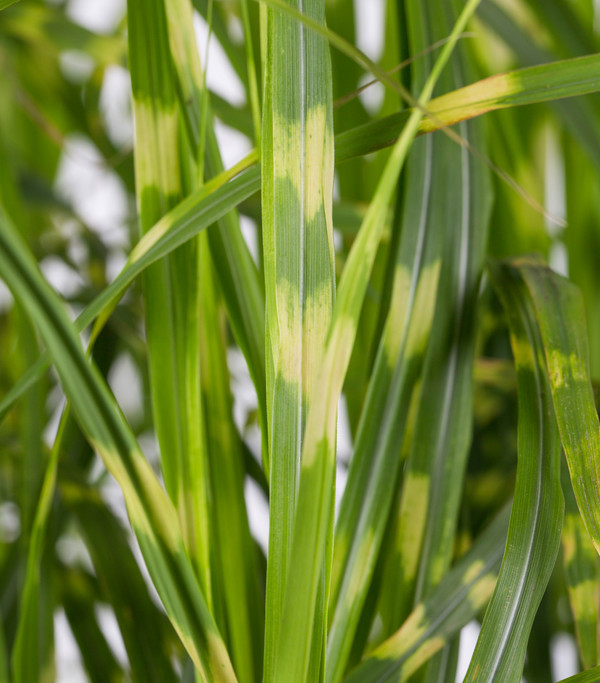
top-left (127, 0), bottom-right (211, 599)
top-left (515, 260), bottom-right (600, 559)
top-left (463, 259), bottom-right (564, 682)
top-left (343, 505), bottom-right (510, 683)
top-left (0, 208), bottom-right (236, 679)
top-left (372, 4), bottom-right (493, 681)
top-left (327, 2), bottom-right (490, 679)
top-left (267, 3), bottom-right (483, 682)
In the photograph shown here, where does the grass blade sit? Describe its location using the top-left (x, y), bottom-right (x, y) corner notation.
top-left (343, 505), bottom-right (510, 683)
top-left (127, 0), bottom-right (212, 599)
top-left (373, 5), bottom-right (492, 680)
top-left (558, 668), bottom-right (600, 683)
top-left (463, 258), bottom-right (565, 683)
top-left (64, 481), bottom-right (179, 682)
top-left (198, 238), bottom-right (264, 683)
top-left (327, 1), bottom-right (491, 676)
top-left (0, 207), bottom-right (236, 679)
top-left (61, 577), bottom-right (124, 683)
top-left (269, 3), bottom-right (483, 681)
top-left (514, 260), bottom-right (600, 560)
top-left (335, 53), bottom-right (600, 160)
top-left (261, 0), bottom-right (335, 678)
top-left (562, 466), bottom-right (600, 669)
top-left (11, 407), bottom-right (62, 683)
top-left (477, 2), bottom-right (600, 172)
top-left (165, 0), bottom-right (268, 454)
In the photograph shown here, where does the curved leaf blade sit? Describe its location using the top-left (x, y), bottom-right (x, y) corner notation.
top-left (463, 259), bottom-right (565, 683)
top-left (516, 260), bottom-right (600, 559)
top-left (343, 505), bottom-right (510, 683)
top-left (0, 208), bottom-right (237, 680)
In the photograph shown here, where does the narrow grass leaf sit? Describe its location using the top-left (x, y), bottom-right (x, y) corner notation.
top-left (418, 53), bottom-right (600, 133)
top-left (198, 239), bottom-right (264, 683)
top-left (562, 467), bottom-right (600, 669)
top-left (514, 260), bottom-right (600, 560)
top-left (261, 0), bottom-right (335, 679)
top-left (0, 208), bottom-right (236, 680)
top-left (127, 0), bottom-right (212, 599)
top-left (373, 5), bottom-right (492, 679)
top-left (270, 3), bottom-right (483, 681)
top-left (63, 481), bottom-right (179, 682)
top-left (335, 54), bottom-right (600, 161)
top-left (463, 259), bottom-right (564, 683)
top-left (477, 1), bottom-right (600, 172)
top-left (327, 2), bottom-right (491, 677)
top-left (558, 668), bottom-right (600, 683)
top-left (11, 405), bottom-right (63, 683)
top-left (0, 620), bottom-right (7, 683)
top-left (343, 505), bottom-right (510, 683)
top-left (162, 0), bottom-right (268, 459)
top-left (61, 585), bottom-right (123, 683)
top-left (192, 0), bottom-right (249, 90)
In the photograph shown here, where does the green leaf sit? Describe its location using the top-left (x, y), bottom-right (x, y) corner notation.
top-left (372, 4), bottom-right (493, 681)
top-left (558, 668), bottom-right (600, 683)
top-left (562, 466), bottom-right (600, 670)
top-left (198, 238), bottom-right (264, 683)
top-left (261, 1), bottom-right (335, 680)
top-left (11, 403), bottom-right (63, 683)
top-left (127, 0), bottom-right (212, 600)
top-left (463, 258), bottom-right (565, 683)
top-left (63, 480), bottom-right (179, 682)
top-left (0, 208), bottom-right (236, 679)
top-left (163, 0), bottom-right (268, 466)
top-left (327, 1), bottom-right (491, 677)
top-left (61, 569), bottom-right (125, 683)
top-left (513, 260), bottom-right (600, 560)
top-left (269, 2), bottom-right (484, 681)
top-left (343, 505), bottom-right (510, 683)
top-left (477, 2), bottom-right (600, 172)
top-left (336, 53), bottom-right (600, 160)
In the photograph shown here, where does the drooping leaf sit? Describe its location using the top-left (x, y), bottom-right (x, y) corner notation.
top-left (463, 258), bottom-right (565, 683)
top-left (0, 207), bottom-right (236, 679)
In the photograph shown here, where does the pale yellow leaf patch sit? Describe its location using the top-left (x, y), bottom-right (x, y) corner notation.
top-left (399, 471), bottom-right (430, 579)
top-left (384, 264), bottom-right (411, 363)
top-left (401, 636), bottom-right (445, 680)
top-left (305, 105), bottom-right (331, 223)
top-left (343, 528), bottom-right (376, 608)
top-left (546, 347), bottom-right (588, 388)
top-left (375, 603), bottom-right (427, 659)
top-left (462, 559), bottom-right (486, 586)
top-left (302, 282), bottom-right (334, 396)
top-left (274, 278), bottom-right (302, 386)
top-left (569, 579), bottom-right (599, 621)
top-left (509, 335), bottom-right (536, 370)
top-left (273, 105), bottom-right (331, 223)
top-left (133, 99), bottom-right (181, 200)
top-left (562, 514), bottom-right (579, 566)
top-left (405, 259), bottom-right (442, 357)
top-left (467, 571), bottom-right (497, 610)
top-left (301, 315), bottom-right (356, 468)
